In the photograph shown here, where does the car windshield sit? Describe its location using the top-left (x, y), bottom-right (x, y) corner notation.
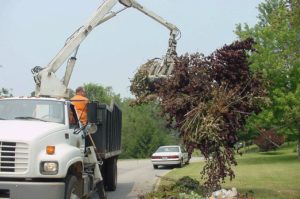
top-left (0, 99), bottom-right (65, 124)
top-left (156, 146), bottom-right (179, 153)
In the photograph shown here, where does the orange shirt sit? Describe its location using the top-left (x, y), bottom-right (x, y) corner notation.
top-left (71, 95), bottom-right (89, 125)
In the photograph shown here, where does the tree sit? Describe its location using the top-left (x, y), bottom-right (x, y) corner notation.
top-left (235, 0), bottom-right (300, 158)
top-left (253, 128), bottom-right (285, 151)
top-left (121, 99), bottom-right (178, 158)
top-left (0, 88), bottom-right (13, 97)
top-left (83, 83), bottom-right (121, 105)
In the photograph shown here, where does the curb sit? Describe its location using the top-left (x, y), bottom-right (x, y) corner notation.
top-left (153, 170), bottom-right (172, 191)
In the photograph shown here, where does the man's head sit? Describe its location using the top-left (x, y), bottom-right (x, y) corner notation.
top-left (75, 86), bottom-right (86, 97)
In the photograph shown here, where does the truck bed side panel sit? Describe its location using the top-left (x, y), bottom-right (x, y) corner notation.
top-left (87, 103), bottom-right (122, 159)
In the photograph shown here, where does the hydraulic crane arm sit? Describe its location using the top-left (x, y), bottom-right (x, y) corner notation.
top-left (120, 0), bottom-right (179, 34)
top-left (32, 0), bottom-right (180, 98)
top-left (120, 0), bottom-right (180, 77)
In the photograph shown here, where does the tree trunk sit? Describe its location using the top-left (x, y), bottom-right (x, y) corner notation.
top-left (298, 138), bottom-right (300, 160)
top-left (297, 127), bottom-right (300, 159)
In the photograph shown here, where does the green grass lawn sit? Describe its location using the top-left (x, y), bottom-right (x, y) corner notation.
top-left (160, 143), bottom-right (300, 199)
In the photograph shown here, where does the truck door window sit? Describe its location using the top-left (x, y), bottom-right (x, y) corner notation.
top-left (68, 104), bottom-right (79, 128)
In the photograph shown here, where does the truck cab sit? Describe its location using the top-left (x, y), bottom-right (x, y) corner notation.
top-left (0, 97), bottom-right (121, 199)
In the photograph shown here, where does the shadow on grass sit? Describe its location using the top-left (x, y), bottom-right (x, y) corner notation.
top-left (236, 187), bottom-right (299, 199)
top-left (260, 151), bottom-right (285, 155)
top-left (155, 165), bottom-right (178, 170)
top-left (238, 153), bottom-right (298, 165)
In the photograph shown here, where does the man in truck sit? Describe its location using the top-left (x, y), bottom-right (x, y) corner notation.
top-left (71, 86), bottom-right (89, 125)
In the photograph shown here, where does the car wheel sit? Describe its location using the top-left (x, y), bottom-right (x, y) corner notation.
top-left (178, 159), bottom-right (183, 168)
top-left (153, 165), bottom-right (158, 169)
top-left (186, 157), bottom-right (190, 165)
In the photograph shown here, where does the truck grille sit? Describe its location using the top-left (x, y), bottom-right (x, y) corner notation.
top-left (0, 142), bottom-right (29, 173)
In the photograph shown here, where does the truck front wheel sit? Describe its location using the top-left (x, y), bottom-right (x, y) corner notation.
top-left (65, 175), bottom-right (80, 199)
top-left (97, 180), bottom-right (107, 199)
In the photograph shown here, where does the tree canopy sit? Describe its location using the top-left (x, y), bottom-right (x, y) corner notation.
top-left (236, 0), bottom-right (300, 157)
top-left (0, 88), bottom-right (13, 97)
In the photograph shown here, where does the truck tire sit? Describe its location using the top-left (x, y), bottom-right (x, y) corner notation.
top-left (65, 175), bottom-right (80, 199)
top-left (97, 180), bottom-right (107, 199)
top-left (104, 156), bottom-right (118, 191)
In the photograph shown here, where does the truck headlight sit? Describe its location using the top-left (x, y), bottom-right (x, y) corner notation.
top-left (40, 161), bottom-right (58, 175)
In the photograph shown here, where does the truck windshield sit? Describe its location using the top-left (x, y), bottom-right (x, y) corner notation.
top-left (0, 99), bottom-right (65, 124)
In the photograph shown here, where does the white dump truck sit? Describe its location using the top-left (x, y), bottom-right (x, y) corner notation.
top-left (0, 97), bottom-right (121, 199)
top-left (0, 0), bottom-right (179, 198)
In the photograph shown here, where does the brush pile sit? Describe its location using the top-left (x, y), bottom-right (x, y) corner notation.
top-left (130, 38), bottom-right (267, 191)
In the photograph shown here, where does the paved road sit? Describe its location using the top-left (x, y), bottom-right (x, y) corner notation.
top-left (106, 159), bottom-right (171, 199)
top-left (91, 157), bottom-right (203, 199)
top-left (90, 159), bottom-right (171, 199)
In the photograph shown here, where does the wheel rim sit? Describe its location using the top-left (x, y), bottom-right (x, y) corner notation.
top-left (70, 188), bottom-right (80, 199)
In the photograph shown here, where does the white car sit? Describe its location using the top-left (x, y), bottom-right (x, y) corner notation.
top-left (151, 145), bottom-right (189, 169)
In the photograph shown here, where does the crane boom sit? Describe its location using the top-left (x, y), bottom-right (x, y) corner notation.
top-left (32, 0), bottom-right (180, 98)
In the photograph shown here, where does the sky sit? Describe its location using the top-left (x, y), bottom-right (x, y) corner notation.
top-left (0, 0), bottom-right (264, 98)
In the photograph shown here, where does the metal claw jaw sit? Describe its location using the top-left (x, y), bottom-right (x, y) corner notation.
top-left (146, 28), bottom-right (178, 80)
top-left (146, 55), bottom-right (176, 81)
top-left (130, 31), bottom-right (178, 98)
top-left (130, 55), bottom-right (175, 97)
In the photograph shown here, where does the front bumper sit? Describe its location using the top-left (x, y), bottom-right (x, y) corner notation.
top-left (0, 180), bottom-right (65, 199)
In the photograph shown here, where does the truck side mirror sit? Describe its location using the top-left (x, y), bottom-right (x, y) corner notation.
top-left (87, 102), bottom-right (98, 124)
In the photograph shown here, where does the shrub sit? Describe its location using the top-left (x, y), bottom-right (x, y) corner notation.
top-left (253, 129), bottom-right (285, 152)
top-left (139, 176), bottom-right (204, 199)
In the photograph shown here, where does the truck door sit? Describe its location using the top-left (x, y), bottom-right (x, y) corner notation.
top-left (67, 103), bottom-right (85, 153)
